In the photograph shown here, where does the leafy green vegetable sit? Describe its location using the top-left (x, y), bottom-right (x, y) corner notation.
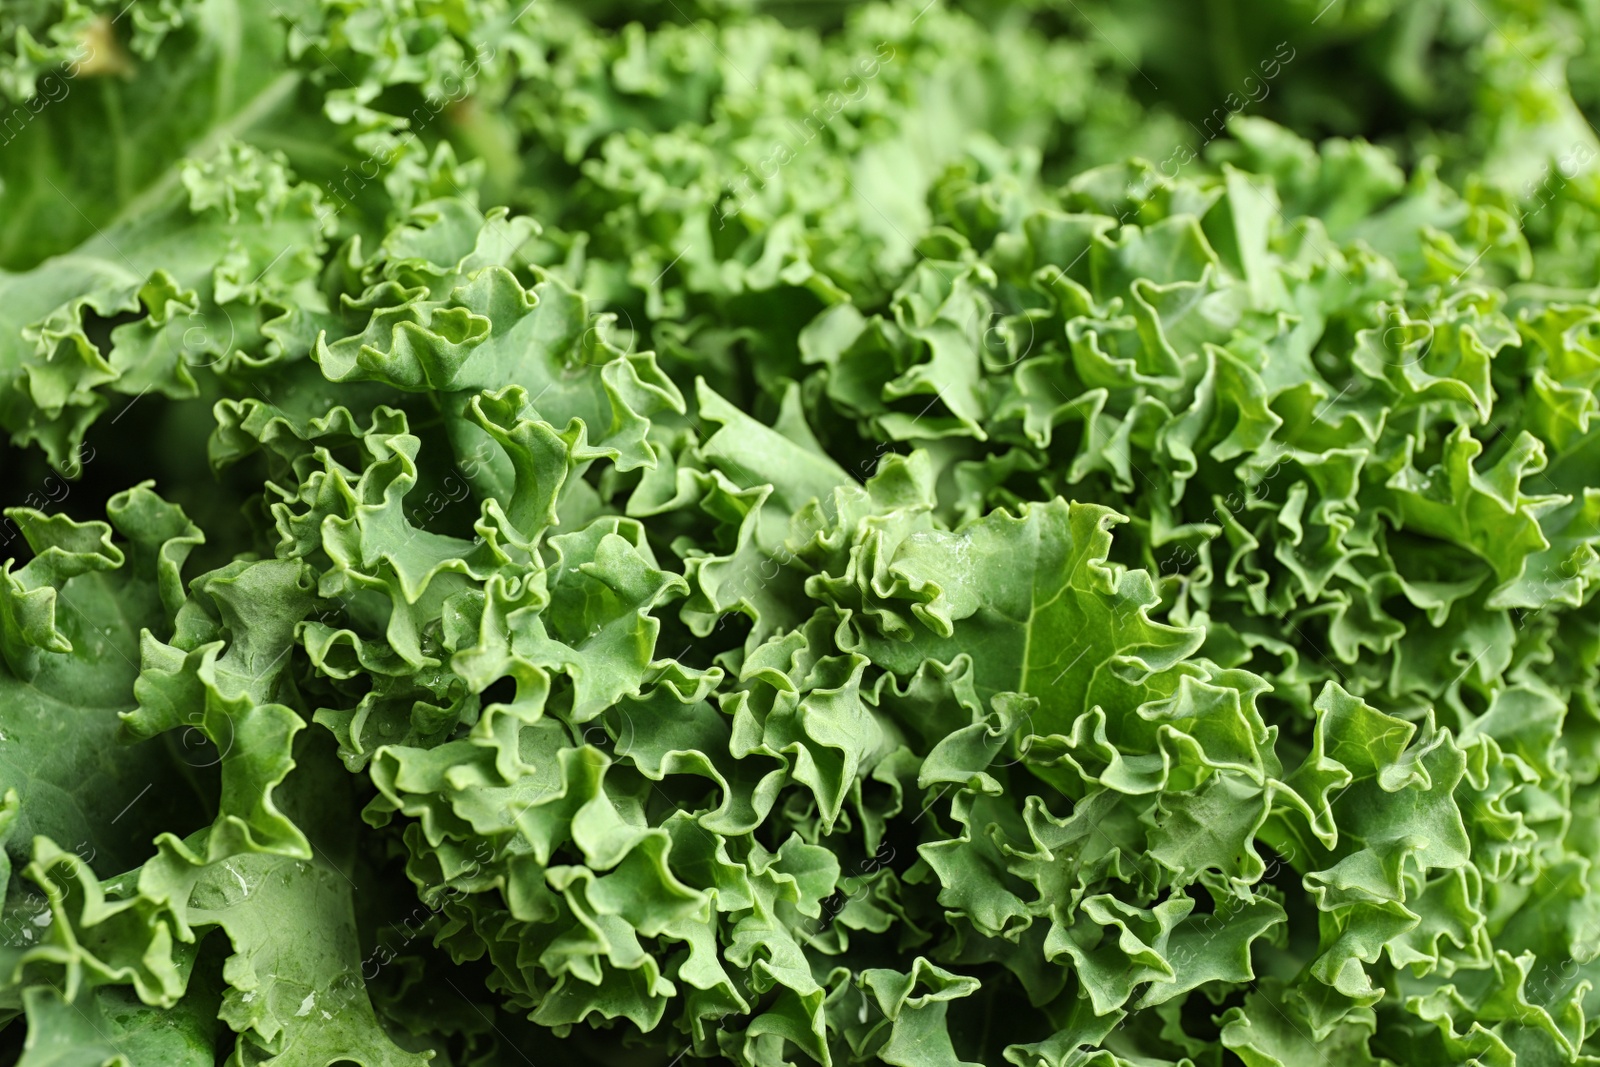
top-left (5, 0), bottom-right (1600, 1064)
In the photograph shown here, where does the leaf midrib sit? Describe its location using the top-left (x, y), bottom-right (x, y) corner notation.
top-left (89, 68), bottom-right (303, 249)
